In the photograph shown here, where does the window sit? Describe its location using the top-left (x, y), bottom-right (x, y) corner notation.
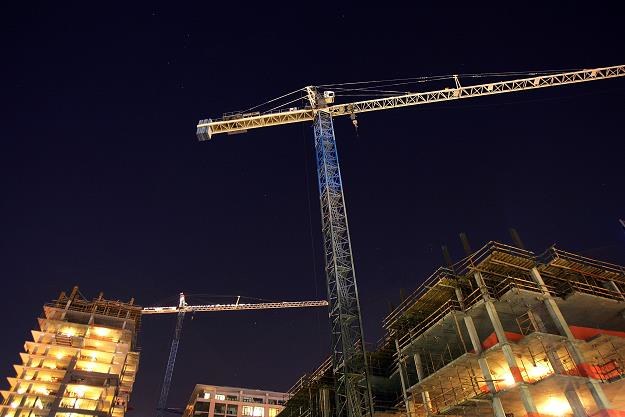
top-left (202, 392), bottom-right (211, 400)
top-left (226, 395), bottom-right (238, 401)
top-left (215, 394), bottom-right (226, 401)
top-left (267, 400), bottom-right (278, 405)
top-left (227, 405), bottom-right (238, 415)
top-left (243, 406), bottom-right (253, 416)
top-left (243, 397), bottom-right (253, 403)
top-left (253, 407), bottom-right (264, 417)
top-left (214, 403), bottom-right (227, 414)
top-left (195, 402), bottom-right (210, 412)
top-left (253, 398), bottom-right (264, 404)
top-left (269, 408), bottom-right (279, 417)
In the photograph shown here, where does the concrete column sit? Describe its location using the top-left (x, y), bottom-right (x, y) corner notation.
top-left (454, 284), bottom-right (507, 417)
top-left (413, 352), bottom-right (432, 415)
top-left (475, 272), bottom-right (541, 417)
top-left (529, 267), bottom-right (613, 414)
top-left (519, 385), bottom-right (541, 417)
top-left (395, 340), bottom-right (413, 417)
top-left (319, 387), bottom-right (331, 417)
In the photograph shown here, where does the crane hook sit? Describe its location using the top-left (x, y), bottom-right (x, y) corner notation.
top-left (350, 113), bottom-right (359, 136)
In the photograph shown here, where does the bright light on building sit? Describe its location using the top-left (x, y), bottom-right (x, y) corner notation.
top-left (56, 352), bottom-right (65, 360)
top-left (10, 400), bottom-right (20, 408)
top-left (539, 397), bottom-right (572, 417)
top-left (94, 327), bottom-right (110, 337)
top-left (502, 372), bottom-right (515, 386)
top-left (73, 385), bottom-right (87, 398)
top-left (61, 327), bottom-right (77, 337)
top-left (526, 362), bottom-right (552, 381)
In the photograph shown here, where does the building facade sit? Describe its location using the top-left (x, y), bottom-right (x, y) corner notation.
top-left (183, 385), bottom-right (288, 417)
top-left (0, 287), bottom-right (141, 417)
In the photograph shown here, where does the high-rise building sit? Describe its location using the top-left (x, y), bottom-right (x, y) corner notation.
top-left (0, 287), bottom-right (141, 417)
top-left (183, 385), bottom-right (289, 417)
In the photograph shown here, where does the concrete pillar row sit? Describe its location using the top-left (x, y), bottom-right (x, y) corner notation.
top-left (454, 284), bottom-right (507, 417)
top-left (529, 267), bottom-right (614, 415)
top-left (473, 272), bottom-right (541, 417)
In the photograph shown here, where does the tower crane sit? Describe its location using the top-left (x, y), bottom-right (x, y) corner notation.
top-left (142, 293), bottom-right (328, 417)
top-left (196, 64), bottom-right (625, 417)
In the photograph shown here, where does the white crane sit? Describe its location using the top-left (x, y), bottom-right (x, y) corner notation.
top-left (143, 293), bottom-right (328, 417)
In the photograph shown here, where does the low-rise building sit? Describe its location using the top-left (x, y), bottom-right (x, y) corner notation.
top-left (183, 385), bottom-right (289, 417)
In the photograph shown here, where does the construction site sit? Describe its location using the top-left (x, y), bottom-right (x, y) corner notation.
top-left (2, 64), bottom-right (625, 417)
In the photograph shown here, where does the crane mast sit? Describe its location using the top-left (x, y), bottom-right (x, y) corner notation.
top-left (196, 64), bottom-right (625, 417)
top-left (314, 108), bottom-right (373, 417)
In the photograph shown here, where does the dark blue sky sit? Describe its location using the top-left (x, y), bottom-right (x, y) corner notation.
top-left (1, 2), bottom-right (624, 417)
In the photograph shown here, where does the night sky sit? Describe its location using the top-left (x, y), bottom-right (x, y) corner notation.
top-left (2, 3), bottom-right (624, 417)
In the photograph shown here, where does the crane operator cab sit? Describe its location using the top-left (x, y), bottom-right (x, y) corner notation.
top-left (323, 90), bottom-right (335, 104)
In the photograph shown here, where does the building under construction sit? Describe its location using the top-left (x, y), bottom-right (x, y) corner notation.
top-left (279, 242), bottom-right (625, 417)
top-left (0, 287), bottom-right (142, 417)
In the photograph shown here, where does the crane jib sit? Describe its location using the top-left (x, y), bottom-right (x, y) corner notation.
top-left (196, 64), bottom-right (625, 140)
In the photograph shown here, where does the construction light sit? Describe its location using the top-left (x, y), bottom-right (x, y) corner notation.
top-left (526, 362), bottom-right (552, 381)
top-left (540, 397), bottom-right (571, 417)
top-left (61, 328), bottom-right (77, 337)
top-left (93, 327), bottom-right (110, 337)
top-left (502, 373), bottom-right (515, 386)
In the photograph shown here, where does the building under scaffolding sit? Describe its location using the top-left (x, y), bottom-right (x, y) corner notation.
top-left (280, 242), bottom-right (625, 417)
top-left (0, 287), bottom-right (142, 417)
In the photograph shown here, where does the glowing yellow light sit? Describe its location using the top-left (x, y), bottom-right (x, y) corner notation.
top-left (539, 397), bottom-right (572, 417)
top-left (526, 362), bottom-right (552, 381)
top-left (10, 400), bottom-right (20, 408)
top-left (90, 353), bottom-right (97, 362)
top-left (502, 373), bottom-right (515, 386)
top-left (17, 388), bottom-right (26, 394)
top-left (73, 385), bottom-right (87, 398)
top-left (55, 352), bottom-right (65, 360)
top-left (35, 399), bottom-right (44, 410)
top-left (35, 387), bottom-right (50, 396)
top-left (93, 327), bottom-right (110, 337)
top-left (83, 364), bottom-right (94, 372)
top-left (61, 328), bottom-right (77, 337)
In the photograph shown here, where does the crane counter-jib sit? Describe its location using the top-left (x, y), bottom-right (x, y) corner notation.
top-left (196, 64), bottom-right (625, 140)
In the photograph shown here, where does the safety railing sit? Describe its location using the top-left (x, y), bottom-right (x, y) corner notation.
top-left (397, 300), bottom-right (463, 351)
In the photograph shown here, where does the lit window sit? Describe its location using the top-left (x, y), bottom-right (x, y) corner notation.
top-left (243, 397), bottom-right (253, 403)
top-left (202, 392), bottom-right (211, 400)
top-left (242, 406), bottom-right (253, 416)
top-left (269, 408), bottom-right (279, 417)
top-left (215, 394), bottom-right (226, 401)
top-left (253, 407), bottom-right (264, 417)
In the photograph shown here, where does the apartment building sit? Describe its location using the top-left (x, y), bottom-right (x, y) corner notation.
top-left (0, 287), bottom-right (141, 417)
